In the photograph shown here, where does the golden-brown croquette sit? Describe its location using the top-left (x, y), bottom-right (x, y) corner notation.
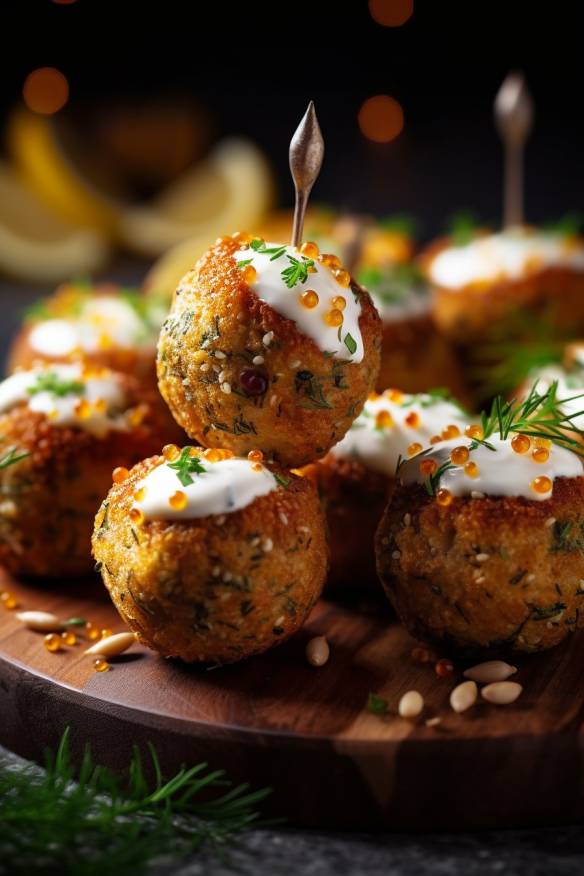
top-left (92, 455), bottom-right (328, 663)
top-left (376, 477), bottom-right (584, 654)
top-left (157, 236), bottom-right (381, 467)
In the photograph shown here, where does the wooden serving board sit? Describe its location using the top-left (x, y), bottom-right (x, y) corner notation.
top-left (1, 567), bottom-right (584, 831)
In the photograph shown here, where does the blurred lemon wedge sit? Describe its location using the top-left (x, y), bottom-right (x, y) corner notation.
top-left (0, 161), bottom-right (107, 283)
top-left (125, 138), bottom-right (273, 260)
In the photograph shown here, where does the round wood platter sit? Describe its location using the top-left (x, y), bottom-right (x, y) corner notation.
top-left (1, 567), bottom-right (584, 832)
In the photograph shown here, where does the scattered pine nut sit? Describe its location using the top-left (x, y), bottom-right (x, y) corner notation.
top-left (450, 680), bottom-right (478, 713)
top-left (481, 681), bottom-right (523, 705)
top-left (16, 610), bottom-right (63, 632)
top-left (425, 716), bottom-right (441, 727)
top-left (475, 553), bottom-right (490, 563)
top-left (463, 660), bottom-right (517, 684)
top-left (305, 636), bottom-right (330, 667)
top-left (398, 690), bottom-right (424, 719)
top-left (85, 632), bottom-right (136, 658)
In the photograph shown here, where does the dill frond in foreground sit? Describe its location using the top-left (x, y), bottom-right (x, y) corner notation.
top-left (0, 728), bottom-right (271, 876)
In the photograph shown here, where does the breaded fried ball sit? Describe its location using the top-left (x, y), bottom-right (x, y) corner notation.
top-left (157, 234), bottom-right (381, 467)
top-left (92, 447), bottom-right (328, 664)
top-left (0, 363), bottom-right (182, 577)
top-left (376, 432), bottom-right (584, 654)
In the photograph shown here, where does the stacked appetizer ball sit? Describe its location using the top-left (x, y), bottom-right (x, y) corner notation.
top-left (303, 389), bottom-right (471, 589)
top-left (376, 385), bottom-right (584, 654)
top-left (8, 280), bottom-right (167, 388)
top-left (93, 231), bottom-right (382, 662)
top-left (0, 362), bottom-right (181, 577)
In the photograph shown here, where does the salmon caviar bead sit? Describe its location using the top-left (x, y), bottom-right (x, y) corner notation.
top-left (375, 409), bottom-right (393, 429)
top-left (204, 448), bottom-right (224, 463)
top-left (129, 507), bottom-right (144, 525)
top-left (112, 466), bottom-right (129, 484)
top-left (331, 295), bottom-right (347, 311)
top-left (324, 308), bottom-right (344, 328)
top-left (75, 399), bottom-right (92, 419)
top-left (534, 437), bottom-right (552, 449)
top-left (300, 241), bottom-right (319, 259)
top-left (93, 658), bottom-right (110, 673)
top-left (2, 594), bottom-right (17, 610)
top-left (411, 646), bottom-right (433, 663)
top-left (407, 442), bottom-right (423, 457)
top-left (333, 269), bottom-right (351, 288)
top-left (61, 630), bottom-right (77, 646)
top-left (430, 434), bottom-right (442, 445)
top-left (169, 490), bottom-right (188, 511)
top-left (319, 253), bottom-right (341, 269)
top-left (133, 487), bottom-right (145, 502)
top-left (436, 488), bottom-right (453, 507)
top-left (464, 461), bottom-right (480, 478)
top-left (465, 425), bottom-right (484, 440)
top-left (511, 434), bottom-right (531, 454)
top-left (241, 264), bottom-right (257, 285)
top-left (101, 628), bottom-right (113, 639)
top-left (94, 398), bottom-right (107, 413)
top-left (128, 405), bottom-right (148, 428)
top-left (405, 411), bottom-right (420, 429)
top-left (450, 445), bottom-right (469, 465)
top-left (532, 447), bottom-right (550, 463)
top-left (388, 389), bottom-right (404, 403)
top-left (435, 658), bottom-right (454, 678)
top-left (300, 289), bottom-right (319, 309)
top-left (188, 446), bottom-right (203, 457)
top-left (232, 231), bottom-right (252, 244)
top-left (192, 350), bottom-right (208, 363)
top-left (251, 462), bottom-right (263, 472)
top-left (531, 476), bottom-right (552, 494)
top-left (442, 424), bottom-right (461, 440)
top-left (419, 459), bottom-right (438, 476)
top-left (86, 622), bottom-right (100, 641)
top-left (248, 449), bottom-right (264, 463)
top-left (368, 391), bottom-right (381, 401)
top-left (44, 633), bottom-right (61, 653)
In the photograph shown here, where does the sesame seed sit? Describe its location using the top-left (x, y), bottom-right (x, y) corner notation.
top-left (545, 517), bottom-right (556, 528)
top-left (250, 536), bottom-right (261, 547)
top-left (275, 615), bottom-right (285, 627)
top-left (263, 331), bottom-right (274, 346)
top-left (290, 359), bottom-right (301, 368)
top-left (425, 717), bottom-right (441, 727)
top-left (218, 370), bottom-right (227, 382)
top-left (471, 491), bottom-right (485, 499)
top-left (252, 355), bottom-right (264, 365)
top-left (279, 512), bottom-right (289, 526)
top-left (392, 550), bottom-right (401, 559)
top-left (262, 537), bottom-right (273, 552)
top-left (475, 553), bottom-right (490, 563)
top-left (221, 382), bottom-right (232, 394)
top-left (222, 571), bottom-right (232, 582)
top-left (182, 378), bottom-right (190, 385)
top-left (215, 515), bottom-right (226, 526)
top-left (269, 394), bottom-right (279, 408)
top-left (200, 363), bottom-right (209, 372)
top-left (526, 573), bottom-right (536, 583)
top-left (403, 513), bottom-right (411, 526)
top-left (475, 575), bottom-right (486, 584)
top-left (212, 565), bottom-right (221, 577)
top-left (212, 365), bottom-right (221, 373)
top-left (214, 351), bottom-right (226, 359)
top-left (298, 525), bottom-right (310, 533)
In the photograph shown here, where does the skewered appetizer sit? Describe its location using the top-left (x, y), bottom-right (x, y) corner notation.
top-left (157, 234), bottom-right (382, 467)
top-left (425, 226), bottom-right (584, 344)
top-left (92, 445), bottom-right (327, 664)
top-left (303, 389), bottom-right (470, 589)
top-left (8, 281), bottom-right (167, 387)
top-left (0, 363), bottom-right (182, 577)
top-left (376, 386), bottom-right (584, 654)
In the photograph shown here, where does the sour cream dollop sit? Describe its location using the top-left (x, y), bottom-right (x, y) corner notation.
top-left (329, 390), bottom-right (470, 477)
top-left (399, 434), bottom-right (583, 501)
top-left (133, 455), bottom-right (278, 520)
top-left (0, 364), bottom-right (130, 438)
top-left (234, 243), bottom-right (363, 362)
top-left (429, 228), bottom-right (584, 291)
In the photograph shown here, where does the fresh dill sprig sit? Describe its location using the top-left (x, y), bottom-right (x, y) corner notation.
top-left (447, 211), bottom-right (481, 246)
top-left (281, 255), bottom-right (315, 288)
top-left (543, 212), bottom-right (583, 236)
top-left (250, 239), bottom-right (287, 261)
top-left (0, 446), bottom-right (30, 469)
top-left (167, 448), bottom-right (206, 487)
top-left (0, 728), bottom-right (271, 876)
top-left (27, 372), bottom-right (85, 398)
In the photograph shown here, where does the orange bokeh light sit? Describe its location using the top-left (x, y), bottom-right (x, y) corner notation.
top-left (23, 67), bottom-right (69, 115)
top-left (358, 95), bottom-right (404, 143)
top-left (369, 0), bottom-right (413, 27)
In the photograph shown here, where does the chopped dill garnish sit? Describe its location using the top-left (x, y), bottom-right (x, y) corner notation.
top-left (273, 473), bottom-right (290, 489)
top-left (447, 211), bottom-right (481, 246)
top-left (0, 446), bottom-right (30, 469)
top-left (367, 693), bottom-right (389, 715)
top-left (237, 258), bottom-right (253, 268)
top-left (250, 239), bottom-right (287, 261)
top-left (281, 255), bottom-right (315, 288)
top-left (344, 333), bottom-right (357, 355)
top-left (27, 372), bottom-right (85, 398)
top-left (543, 212), bottom-right (583, 236)
top-left (167, 448), bottom-right (206, 487)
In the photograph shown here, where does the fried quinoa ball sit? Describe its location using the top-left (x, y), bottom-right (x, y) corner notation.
top-left (157, 235), bottom-right (382, 467)
top-left (376, 434), bottom-right (584, 654)
top-left (0, 364), bottom-right (183, 577)
top-left (8, 281), bottom-right (166, 389)
top-left (92, 448), bottom-right (328, 664)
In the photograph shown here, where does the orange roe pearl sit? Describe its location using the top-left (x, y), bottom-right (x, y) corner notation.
top-left (333, 269), bottom-right (351, 288)
top-left (430, 434), bottom-right (442, 445)
top-left (534, 437), bottom-right (552, 449)
top-left (94, 398), bottom-right (107, 413)
top-left (101, 628), bottom-right (113, 639)
top-left (532, 447), bottom-right (550, 463)
top-left (300, 289), bottom-right (319, 309)
top-left (368, 391), bottom-right (381, 401)
top-left (169, 490), bottom-right (187, 511)
top-left (2, 594), bottom-right (17, 610)
top-left (531, 475), bottom-right (552, 494)
top-left (133, 488), bottom-right (145, 502)
top-left (232, 231), bottom-right (252, 244)
top-left (188, 447), bottom-right (203, 457)
top-left (511, 434), bottom-right (531, 454)
top-left (465, 425), bottom-right (484, 440)
top-left (419, 459), bottom-right (438, 476)
top-left (129, 507), bottom-right (144, 525)
top-left (319, 253), bottom-right (341, 269)
top-left (162, 444), bottom-right (180, 461)
top-left (61, 630), bottom-right (77, 646)
top-left (241, 264), bottom-right (257, 285)
top-left (301, 241), bottom-right (320, 259)
top-left (86, 622), bottom-right (100, 641)
top-left (127, 405), bottom-right (148, 428)
top-left (324, 308), bottom-right (344, 328)
top-left (112, 466), bottom-right (129, 484)
top-left (331, 295), bottom-right (347, 311)
top-left (251, 462), bottom-right (263, 472)
top-left (248, 449), bottom-right (264, 463)
top-left (442, 424), bottom-right (461, 440)
top-left (464, 461), bottom-right (480, 478)
top-left (93, 658), bottom-right (110, 673)
top-left (435, 658), bottom-right (454, 678)
top-left (436, 489), bottom-right (453, 507)
top-left (405, 411), bottom-right (420, 428)
top-left (450, 445), bottom-right (469, 465)
top-left (389, 389), bottom-right (404, 403)
top-left (204, 448), bottom-right (223, 463)
top-left (411, 646), bottom-right (433, 664)
top-left (407, 442), bottom-right (423, 457)
top-left (74, 399), bottom-right (92, 419)
top-left (375, 409), bottom-right (394, 429)
top-left (44, 633), bottom-right (61, 653)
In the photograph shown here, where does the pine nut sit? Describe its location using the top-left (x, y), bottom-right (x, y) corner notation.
top-left (398, 690), bottom-right (424, 719)
top-left (481, 681), bottom-right (523, 705)
top-left (16, 611), bottom-right (63, 632)
top-left (463, 660), bottom-right (517, 683)
top-left (85, 632), bottom-right (136, 658)
top-left (305, 636), bottom-right (330, 667)
top-left (450, 680), bottom-right (478, 713)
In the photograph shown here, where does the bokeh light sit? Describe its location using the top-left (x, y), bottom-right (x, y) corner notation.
top-left (358, 95), bottom-right (404, 143)
top-left (368, 0), bottom-right (413, 27)
top-left (22, 67), bottom-right (69, 115)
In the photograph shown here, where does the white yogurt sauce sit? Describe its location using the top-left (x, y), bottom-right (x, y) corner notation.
top-left (399, 434), bottom-right (583, 500)
top-left (134, 456), bottom-right (277, 520)
top-left (0, 364), bottom-right (130, 438)
top-left (525, 365), bottom-right (584, 431)
top-left (234, 243), bottom-right (363, 362)
top-left (29, 296), bottom-right (159, 356)
top-left (429, 228), bottom-right (584, 290)
top-left (330, 391), bottom-right (470, 477)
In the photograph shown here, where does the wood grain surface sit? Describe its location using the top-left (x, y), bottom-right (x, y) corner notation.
top-left (1, 567), bottom-right (583, 830)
